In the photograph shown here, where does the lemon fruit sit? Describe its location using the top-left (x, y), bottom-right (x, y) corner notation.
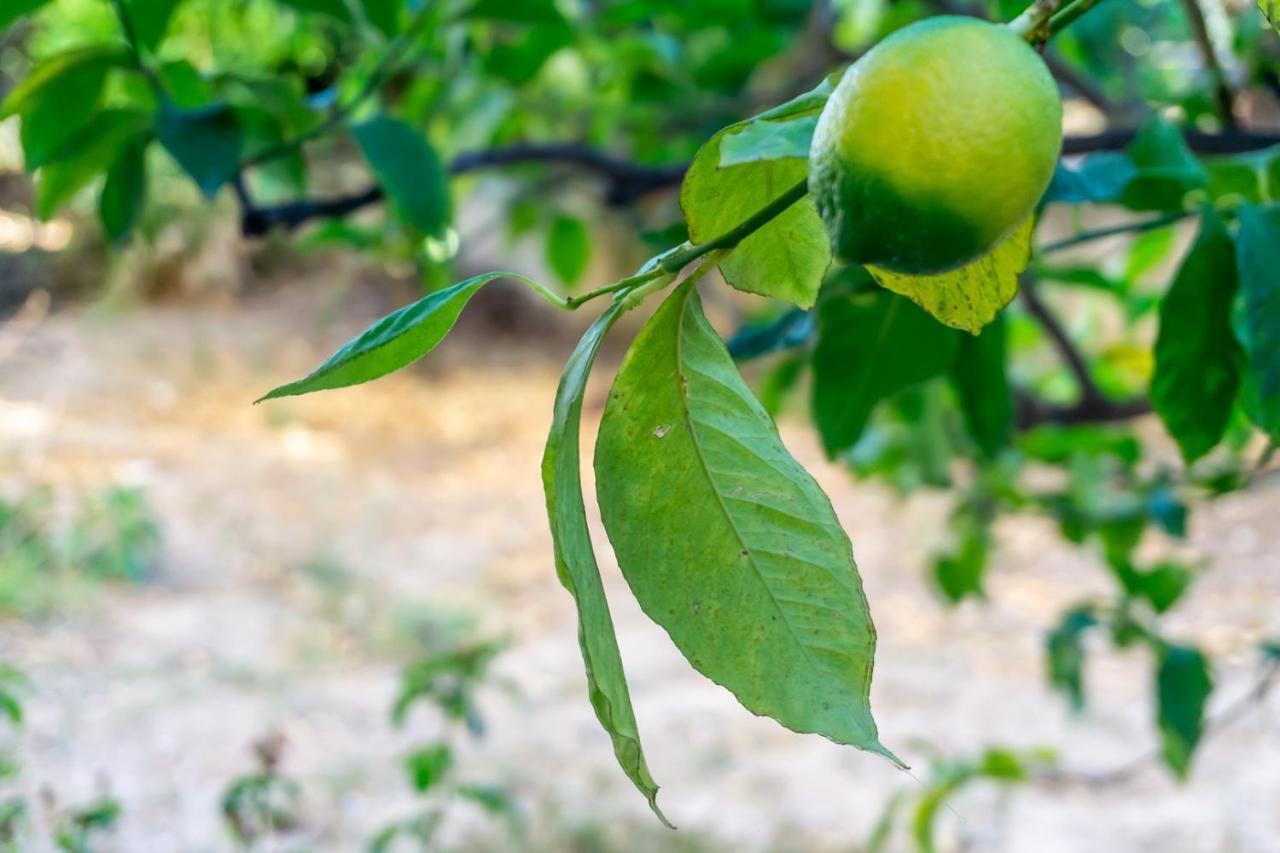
top-left (809, 16), bottom-right (1063, 275)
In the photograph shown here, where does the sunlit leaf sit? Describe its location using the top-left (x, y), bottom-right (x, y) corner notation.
top-left (868, 217), bottom-right (1032, 334)
top-left (259, 273), bottom-right (548, 401)
top-left (1259, 1), bottom-right (1279, 36)
top-left (276, 0), bottom-right (354, 23)
top-left (1151, 210), bottom-right (1242, 463)
top-left (541, 301), bottom-right (669, 826)
top-left (595, 282), bottom-right (899, 764)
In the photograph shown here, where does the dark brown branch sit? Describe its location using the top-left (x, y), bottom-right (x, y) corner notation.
top-left (239, 143), bottom-right (687, 236)
top-left (1062, 128), bottom-right (1280, 155)
top-left (1019, 277), bottom-right (1105, 406)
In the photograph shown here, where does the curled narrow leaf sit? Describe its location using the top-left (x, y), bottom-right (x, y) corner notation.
top-left (542, 302), bottom-right (669, 826)
top-left (258, 273), bottom-right (536, 401)
top-left (868, 216), bottom-right (1032, 334)
top-left (1151, 210), bottom-right (1242, 463)
top-left (595, 282), bottom-right (899, 763)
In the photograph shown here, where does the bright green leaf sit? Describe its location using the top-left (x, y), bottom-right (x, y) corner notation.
top-left (1263, 1), bottom-right (1280, 33)
top-left (682, 93), bottom-right (831, 308)
top-left (156, 101), bottom-right (244, 197)
top-left (1151, 211), bottom-right (1242, 463)
top-left (1234, 204), bottom-right (1280, 440)
top-left (1137, 562), bottom-right (1194, 614)
top-left (100, 135), bottom-right (148, 244)
top-left (546, 215), bottom-right (590, 286)
top-left (812, 290), bottom-right (961, 456)
top-left (1156, 645), bottom-right (1213, 779)
top-left (259, 272), bottom-right (536, 401)
top-left (4, 47), bottom-right (127, 171)
top-left (720, 115), bottom-right (818, 167)
top-left (352, 116), bottom-right (451, 238)
top-left (542, 300), bottom-right (669, 826)
top-left (405, 743), bottom-right (452, 792)
top-left (595, 282), bottom-right (899, 764)
top-left (950, 314), bottom-right (1012, 458)
top-left (868, 217), bottom-right (1032, 334)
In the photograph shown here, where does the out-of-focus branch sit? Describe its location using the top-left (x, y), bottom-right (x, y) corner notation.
top-left (1177, 0), bottom-right (1238, 131)
top-left (1063, 128), bottom-right (1280, 154)
top-left (1019, 277), bottom-right (1105, 406)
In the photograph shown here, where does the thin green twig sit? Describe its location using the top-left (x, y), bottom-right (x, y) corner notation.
top-left (1045, 0), bottom-right (1112, 37)
top-left (658, 179), bottom-right (808, 273)
top-left (1037, 210), bottom-right (1193, 255)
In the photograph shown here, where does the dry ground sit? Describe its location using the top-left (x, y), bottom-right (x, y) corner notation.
top-left (0, 278), bottom-right (1277, 852)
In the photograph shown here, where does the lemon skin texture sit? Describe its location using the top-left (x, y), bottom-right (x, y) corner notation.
top-left (809, 16), bottom-right (1063, 275)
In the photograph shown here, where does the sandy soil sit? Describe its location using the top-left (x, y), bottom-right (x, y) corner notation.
top-left (0, 280), bottom-right (1277, 853)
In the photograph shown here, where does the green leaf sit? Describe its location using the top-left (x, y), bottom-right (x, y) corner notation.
top-left (456, 785), bottom-right (518, 821)
top-left (126, 0), bottom-right (180, 51)
top-left (868, 217), bottom-right (1032, 334)
top-left (719, 115), bottom-right (818, 167)
top-left (36, 109), bottom-right (151, 219)
top-left (463, 0), bottom-right (565, 24)
top-left (352, 116), bottom-right (451, 238)
top-left (1047, 606), bottom-right (1097, 712)
top-left (932, 522), bottom-right (988, 604)
top-left (405, 743), bottom-right (452, 792)
top-left (541, 301), bottom-right (668, 826)
top-left (681, 87), bottom-right (833, 308)
top-left (595, 282), bottom-right (899, 764)
top-left (1156, 645), bottom-right (1213, 779)
top-left (156, 100), bottom-right (244, 197)
top-left (1151, 210), bottom-right (1242, 463)
top-left (950, 315), bottom-right (1012, 458)
top-left (546, 214), bottom-right (590, 286)
top-left (1234, 204), bottom-right (1280, 440)
top-left (1121, 116), bottom-right (1208, 212)
top-left (0, 0), bottom-right (53, 32)
top-left (1263, 0), bottom-right (1280, 33)
top-left (258, 272), bottom-right (533, 401)
top-left (276, 0), bottom-right (355, 23)
top-left (1136, 562), bottom-right (1194, 614)
top-left (361, 0), bottom-right (401, 36)
top-left (812, 290), bottom-right (961, 456)
top-left (3, 47), bottom-right (127, 171)
top-left (100, 135), bottom-right (148, 244)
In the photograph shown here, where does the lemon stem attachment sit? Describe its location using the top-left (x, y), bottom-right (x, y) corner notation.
top-left (1008, 0), bottom-right (1065, 42)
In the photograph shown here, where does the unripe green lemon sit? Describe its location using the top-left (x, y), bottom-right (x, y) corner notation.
top-left (809, 16), bottom-right (1062, 275)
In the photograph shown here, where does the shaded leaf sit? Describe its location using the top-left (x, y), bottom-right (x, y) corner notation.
top-left (1047, 606), bottom-right (1097, 712)
top-left (1121, 116), bottom-right (1208, 212)
top-left (727, 308), bottom-right (813, 361)
top-left (36, 110), bottom-right (151, 219)
top-left (1156, 645), bottom-right (1213, 778)
top-left (1234, 204), bottom-right (1280, 440)
top-left (546, 214), bottom-right (590, 286)
top-left (868, 218), bottom-right (1032, 334)
top-left (1044, 153), bottom-right (1136, 204)
top-left (950, 315), bottom-right (1012, 457)
top-left (156, 100), bottom-right (244, 197)
top-left (259, 272), bottom-right (532, 401)
top-left (0, 0), bottom-right (53, 32)
top-left (595, 282), bottom-right (899, 763)
top-left (812, 290), bottom-right (961, 456)
top-left (100, 135), bottom-right (149, 244)
top-left (126, 0), bottom-right (180, 51)
top-left (352, 116), bottom-right (450, 237)
top-left (362, 0), bottom-right (401, 36)
top-left (1151, 210), bottom-right (1242, 463)
top-left (541, 301), bottom-right (669, 825)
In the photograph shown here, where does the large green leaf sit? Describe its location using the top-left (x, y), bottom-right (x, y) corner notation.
top-left (950, 315), bottom-right (1012, 458)
top-left (0, 0), bottom-right (53, 32)
top-left (542, 302), bottom-right (668, 826)
top-left (812, 290), bottom-right (961, 456)
top-left (99, 134), bottom-right (149, 244)
top-left (1151, 210), bottom-right (1242, 463)
top-left (352, 116), bottom-right (451, 238)
top-left (868, 217), bottom-right (1032, 334)
top-left (361, 0), bottom-right (401, 36)
top-left (681, 83), bottom-right (836, 309)
top-left (3, 47), bottom-right (127, 171)
top-left (126, 0), bottom-right (180, 50)
top-left (259, 272), bottom-right (530, 401)
top-left (1234, 204), bottom-right (1280, 440)
top-left (1156, 645), bottom-right (1212, 779)
top-left (595, 282), bottom-right (899, 763)
top-left (156, 100), bottom-right (244, 197)
top-left (35, 110), bottom-right (151, 219)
